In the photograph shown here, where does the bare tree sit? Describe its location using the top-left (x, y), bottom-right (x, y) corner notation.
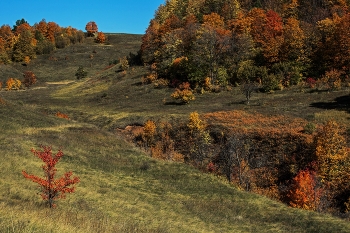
top-left (218, 134), bottom-right (252, 190)
top-left (240, 81), bottom-right (260, 104)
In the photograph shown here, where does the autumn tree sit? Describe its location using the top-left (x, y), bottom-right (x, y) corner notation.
top-left (314, 120), bottom-right (348, 183)
top-left (142, 120), bottom-right (157, 148)
top-left (6, 78), bottom-right (21, 90)
top-left (226, 12), bottom-right (256, 80)
top-left (23, 71), bottom-right (37, 87)
top-left (0, 37), bottom-right (9, 64)
top-left (34, 19), bottom-right (48, 38)
top-left (171, 82), bottom-right (195, 104)
top-left (288, 169), bottom-right (323, 211)
top-left (186, 111), bottom-right (211, 167)
top-left (0, 25), bottom-right (14, 52)
top-left (14, 23), bottom-right (32, 36)
top-left (85, 21), bottom-right (98, 36)
top-left (46, 22), bottom-right (61, 44)
top-left (280, 17), bottom-right (306, 63)
top-left (249, 8), bottom-right (284, 65)
top-left (192, 13), bottom-right (230, 85)
top-left (141, 19), bottom-right (161, 65)
top-left (12, 29), bottom-right (36, 62)
top-left (22, 146), bottom-right (80, 208)
top-left (95, 31), bottom-right (106, 43)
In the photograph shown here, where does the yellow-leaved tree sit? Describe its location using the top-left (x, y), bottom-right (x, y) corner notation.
top-left (314, 120), bottom-right (350, 211)
top-left (315, 120), bottom-right (348, 183)
top-left (142, 120), bottom-right (157, 148)
top-left (187, 112), bottom-right (211, 167)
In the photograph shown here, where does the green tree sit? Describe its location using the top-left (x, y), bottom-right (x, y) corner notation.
top-left (12, 29), bottom-right (36, 62)
top-left (12, 18), bottom-right (28, 31)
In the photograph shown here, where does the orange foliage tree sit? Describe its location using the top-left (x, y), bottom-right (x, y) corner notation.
top-left (95, 32), bottom-right (106, 43)
top-left (249, 9), bottom-right (284, 64)
top-left (6, 78), bottom-right (21, 90)
top-left (142, 120), bottom-right (157, 148)
top-left (35, 19), bottom-right (48, 37)
top-left (288, 169), bottom-right (322, 211)
top-left (47, 22), bottom-right (61, 43)
top-left (22, 146), bottom-right (79, 208)
top-left (171, 82), bottom-right (195, 104)
top-left (85, 21), bottom-right (98, 36)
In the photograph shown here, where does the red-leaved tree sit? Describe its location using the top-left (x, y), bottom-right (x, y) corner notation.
top-left (85, 21), bottom-right (98, 36)
top-left (23, 71), bottom-right (37, 87)
top-left (22, 146), bottom-right (80, 208)
top-left (288, 169), bottom-right (323, 211)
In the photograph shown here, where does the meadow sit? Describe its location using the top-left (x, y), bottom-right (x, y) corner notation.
top-left (0, 34), bottom-right (350, 232)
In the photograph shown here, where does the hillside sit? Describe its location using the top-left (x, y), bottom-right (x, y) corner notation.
top-left (1, 34), bottom-right (350, 232)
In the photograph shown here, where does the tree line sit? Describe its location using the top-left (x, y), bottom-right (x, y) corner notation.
top-left (0, 19), bottom-right (106, 65)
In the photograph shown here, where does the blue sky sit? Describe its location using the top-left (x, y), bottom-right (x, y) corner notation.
top-left (0, 0), bottom-right (165, 34)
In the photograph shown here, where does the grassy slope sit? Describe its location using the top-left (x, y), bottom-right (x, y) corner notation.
top-left (0, 34), bottom-right (350, 232)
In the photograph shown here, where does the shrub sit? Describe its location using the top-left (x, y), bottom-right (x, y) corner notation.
top-left (321, 69), bottom-right (343, 91)
top-left (23, 56), bottom-right (31, 64)
top-left (55, 35), bottom-right (70, 49)
top-left (262, 74), bottom-right (280, 92)
top-left (75, 66), bottom-right (88, 79)
top-left (216, 67), bottom-right (229, 87)
top-left (305, 77), bottom-right (317, 88)
top-left (141, 73), bottom-right (157, 84)
top-left (271, 62), bottom-right (304, 86)
top-left (153, 78), bottom-right (169, 88)
top-left (6, 78), bottom-right (21, 90)
top-left (303, 122), bottom-right (316, 134)
top-left (35, 39), bottom-right (55, 55)
top-left (95, 32), bottom-right (106, 43)
top-left (171, 82), bottom-right (195, 104)
top-left (56, 111), bottom-right (69, 120)
top-left (119, 56), bottom-right (129, 71)
top-left (23, 71), bottom-right (37, 88)
top-left (22, 146), bottom-right (80, 208)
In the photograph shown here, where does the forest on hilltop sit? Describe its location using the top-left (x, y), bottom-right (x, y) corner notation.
top-left (141, 0), bottom-right (350, 93)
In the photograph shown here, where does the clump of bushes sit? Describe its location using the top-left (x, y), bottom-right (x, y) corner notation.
top-left (171, 82), bottom-right (195, 104)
